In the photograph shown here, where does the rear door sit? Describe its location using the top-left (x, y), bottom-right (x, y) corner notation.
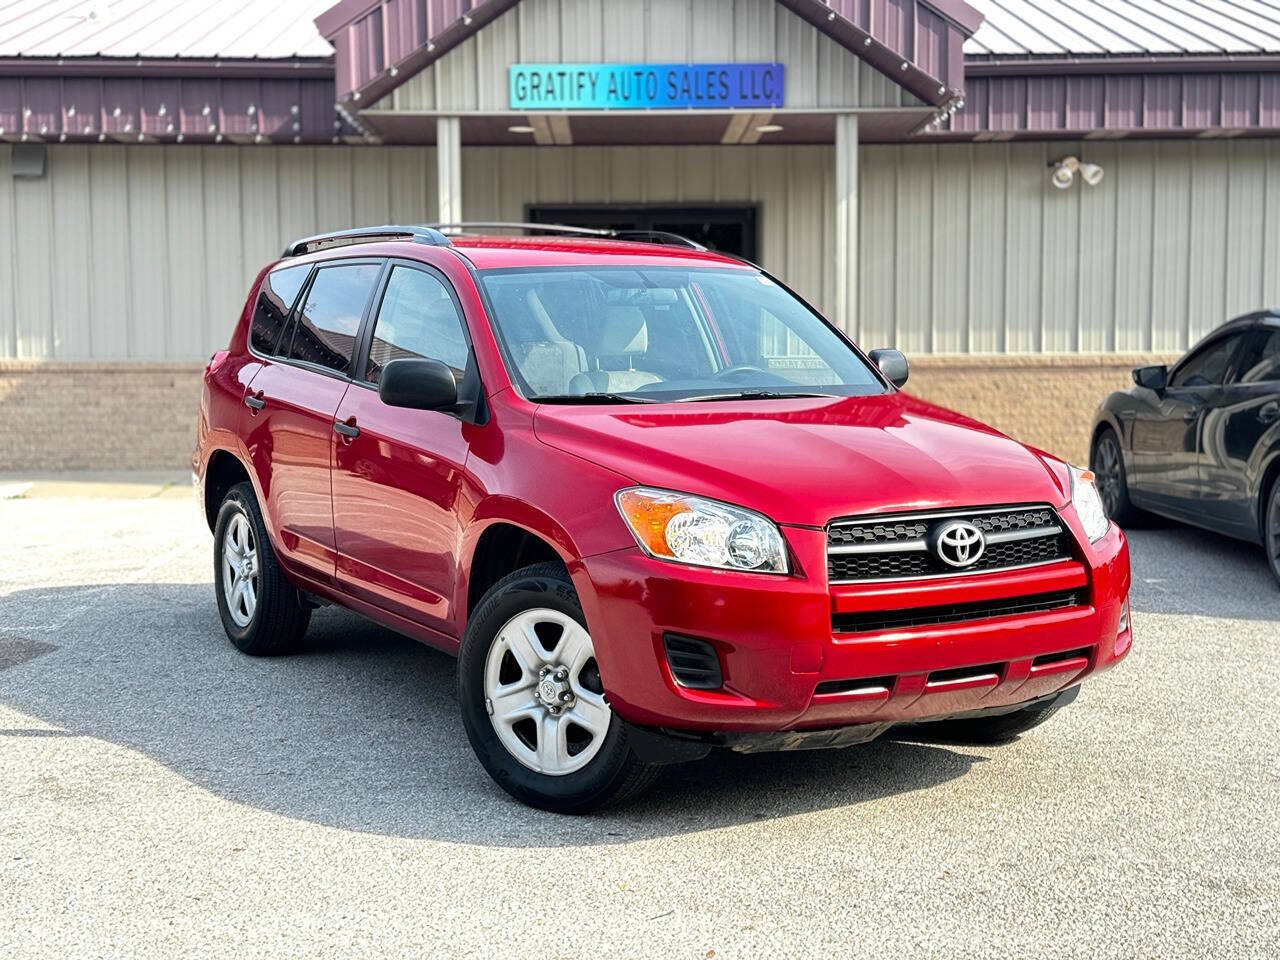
top-left (1128, 332), bottom-right (1246, 515)
top-left (242, 259), bottom-right (382, 584)
top-left (1200, 326), bottom-right (1280, 538)
top-left (331, 260), bottom-right (475, 635)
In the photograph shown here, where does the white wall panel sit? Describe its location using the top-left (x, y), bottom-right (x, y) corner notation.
top-left (3, 145), bottom-right (439, 361)
top-left (857, 139), bottom-right (1280, 358)
top-left (7, 138), bottom-right (1280, 363)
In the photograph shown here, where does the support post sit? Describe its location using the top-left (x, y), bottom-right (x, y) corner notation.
top-left (835, 114), bottom-right (859, 337)
top-left (437, 116), bottom-right (462, 224)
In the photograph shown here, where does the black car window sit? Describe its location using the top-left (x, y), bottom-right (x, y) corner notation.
top-left (285, 263), bottom-right (381, 375)
top-left (1170, 333), bottom-right (1245, 389)
top-left (365, 266), bottom-right (470, 385)
top-left (1234, 329), bottom-right (1280, 384)
top-left (250, 264), bottom-right (310, 356)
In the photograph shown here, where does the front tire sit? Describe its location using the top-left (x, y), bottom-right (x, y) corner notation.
top-left (921, 687), bottom-right (1077, 745)
top-left (458, 562), bottom-right (660, 813)
top-left (1091, 427), bottom-right (1138, 526)
top-left (1265, 475), bottom-right (1280, 589)
top-left (213, 482), bottom-right (310, 656)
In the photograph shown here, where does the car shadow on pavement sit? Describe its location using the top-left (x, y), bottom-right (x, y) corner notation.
top-left (0, 582), bottom-right (987, 846)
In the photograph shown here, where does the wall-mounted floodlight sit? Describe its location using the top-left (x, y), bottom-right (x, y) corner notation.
top-left (1049, 156), bottom-right (1104, 190)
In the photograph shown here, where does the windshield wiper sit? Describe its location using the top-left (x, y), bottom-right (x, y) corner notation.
top-left (673, 389), bottom-right (839, 403)
top-left (535, 393), bottom-right (660, 404)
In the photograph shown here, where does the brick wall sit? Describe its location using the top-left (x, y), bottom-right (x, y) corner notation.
top-left (0, 356), bottom-right (1178, 471)
top-left (0, 362), bottom-right (204, 471)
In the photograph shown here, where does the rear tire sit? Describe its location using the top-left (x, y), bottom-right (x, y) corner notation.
top-left (921, 687), bottom-right (1077, 745)
top-left (213, 482), bottom-right (310, 656)
top-left (1091, 427), bottom-right (1138, 526)
top-left (1265, 474), bottom-right (1280, 589)
top-left (457, 562), bottom-right (660, 813)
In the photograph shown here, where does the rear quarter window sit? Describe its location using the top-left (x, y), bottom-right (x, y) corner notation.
top-left (250, 264), bottom-right (310, 356)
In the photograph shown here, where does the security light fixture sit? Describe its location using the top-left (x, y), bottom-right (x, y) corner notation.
top-left (1050, 156), bottom-right (1105, 190)
top-left (755, 124), bottom-right (784, 134)
top-left (507, 124), bottom-right (536, 134)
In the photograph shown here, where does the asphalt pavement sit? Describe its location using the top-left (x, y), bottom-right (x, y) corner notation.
top-left (0, 489), bottom-right (1277, 958)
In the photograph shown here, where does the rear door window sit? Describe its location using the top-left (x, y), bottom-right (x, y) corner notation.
top-left (250, 264), bottom-right (310, 355)
top-left (285, 262), bottom-right (382, 375)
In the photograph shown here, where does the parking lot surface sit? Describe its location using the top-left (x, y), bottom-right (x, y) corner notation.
top-left (1, 492), bottom-right (1277, 959)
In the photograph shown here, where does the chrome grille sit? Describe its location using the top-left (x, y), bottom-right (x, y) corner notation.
top-left (827, 505), bottom-right (1073, 583)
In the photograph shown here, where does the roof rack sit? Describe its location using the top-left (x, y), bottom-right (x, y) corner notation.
top-left (282, 225), bottom-right (452, 258)
top-left (426, 221), bottom-right (708, 251)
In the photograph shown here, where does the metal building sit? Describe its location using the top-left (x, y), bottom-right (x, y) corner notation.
top-left (2, 0), bottom-right (1279, 467)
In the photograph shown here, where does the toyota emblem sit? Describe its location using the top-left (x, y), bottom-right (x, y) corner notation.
top-left (933, 520), bottom-right (986, 568)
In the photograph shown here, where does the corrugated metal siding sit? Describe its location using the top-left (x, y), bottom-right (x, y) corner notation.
top-left (373, 0), bottom-right (926, 112)
top-left (460, 143), bottom-right (835, 312)
top-left (11, 138), bottom-right (1280, 362)
top-left (857, 139), bottom-right (1280, 355)
top-left (1, 144), bottom-right (437, 361)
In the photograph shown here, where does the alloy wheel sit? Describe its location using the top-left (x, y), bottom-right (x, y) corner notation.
top-left (1268, 483), bottom-right (1280, 580)
top-left (483, 608), bottom-right (611, 776)
top-left (221, 511), bottom-right (260, 628)
top-left (1093, 434), bottom-right (1124, 518)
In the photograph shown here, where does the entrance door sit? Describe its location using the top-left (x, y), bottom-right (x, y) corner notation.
top-left (528, 204), bottom-right (758, 260)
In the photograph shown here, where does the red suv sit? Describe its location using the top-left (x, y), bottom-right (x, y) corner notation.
top-left (194, 224), bottom-right (1132, 812)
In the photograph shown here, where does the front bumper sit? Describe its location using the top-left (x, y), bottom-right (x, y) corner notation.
top-left (573, 508), bottom-right (1131, 735)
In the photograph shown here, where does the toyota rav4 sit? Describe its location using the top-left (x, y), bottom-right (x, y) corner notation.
top-left (194, 224), bottom-right (1132, 812)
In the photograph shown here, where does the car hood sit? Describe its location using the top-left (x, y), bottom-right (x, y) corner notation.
top-left (532, 392), bottom-right (1070, 527)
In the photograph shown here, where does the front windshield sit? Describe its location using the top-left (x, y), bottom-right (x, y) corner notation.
top-left (477, 265), bottom-right (886, 402)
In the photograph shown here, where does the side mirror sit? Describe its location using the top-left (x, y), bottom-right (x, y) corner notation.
top-left (379, 358), bottom-right (459, 411)
top-left (869, 348), bottom-right (909, 388)
top-left (1132, 364), bottom-right (1167, 393)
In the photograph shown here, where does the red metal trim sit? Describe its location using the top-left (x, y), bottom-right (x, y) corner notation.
top-left (0, 57), bottom-right (334, 80)
top-left (966, 54), bottom-right (1280, 77)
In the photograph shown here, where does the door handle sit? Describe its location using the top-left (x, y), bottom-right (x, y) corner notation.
top-left (1259, 401), bottom-right (1280, 425)
top-left (244, 393), bottom-right (265, 411)
top-left (333, 419), bottom-right (360, 440)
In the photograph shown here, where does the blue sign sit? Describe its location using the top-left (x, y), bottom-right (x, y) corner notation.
top-left (509, 63), bottom-right (785, 110)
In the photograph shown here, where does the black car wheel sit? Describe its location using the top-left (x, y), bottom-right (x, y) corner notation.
top-left (1266, 476), bottom-right (1280, 588)
top-left (1091, 427), bottom-right (1137, 525)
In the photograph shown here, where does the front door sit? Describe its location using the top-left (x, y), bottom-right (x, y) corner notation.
top-left (1200, 327), bottom-right (1280, 537)
top-left (242, 260), bottom-right (382, 582)
top-left (1129, 331), bottom-right (1247, 515)
top-left (331, 261), bottom-right (475, 637)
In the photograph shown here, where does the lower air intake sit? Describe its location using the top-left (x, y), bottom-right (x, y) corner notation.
top-left (663, 634), bottom-right (723, 690)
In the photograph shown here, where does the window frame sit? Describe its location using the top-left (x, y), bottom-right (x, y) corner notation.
top-left (350, 258), bottom-right (476, 393)
top-left (249, 256), bottom-right (387, 384)
top-left (1168, 330), bottom-right (1250, 391)
top-left (247, 262), bottom-right (315, 361)
top-left (473, 263), bottom-right (891, 402)
top-left (1230, 324), bottom-right (1280, 386)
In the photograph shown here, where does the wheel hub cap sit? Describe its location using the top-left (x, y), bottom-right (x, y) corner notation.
top-left (483, 608), bottom-right (611, 776)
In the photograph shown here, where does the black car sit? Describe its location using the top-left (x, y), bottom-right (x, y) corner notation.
top-left (1090, 311), bottom-right (1280, 587)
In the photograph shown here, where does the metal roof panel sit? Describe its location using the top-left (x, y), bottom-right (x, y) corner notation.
top-left (0, 0), bottom-right (335, 58)
top-left (966, 0), bottom-right (1280, 56)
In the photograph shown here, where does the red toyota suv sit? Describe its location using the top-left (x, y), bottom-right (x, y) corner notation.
top-left (194, 224), bottom-right (1132, 812)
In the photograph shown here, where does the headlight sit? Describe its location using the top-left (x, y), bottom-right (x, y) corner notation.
top-left (615, 487), bottom-right (789, 574)
top-left (1070, 464), bottom-right (1110, 543)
